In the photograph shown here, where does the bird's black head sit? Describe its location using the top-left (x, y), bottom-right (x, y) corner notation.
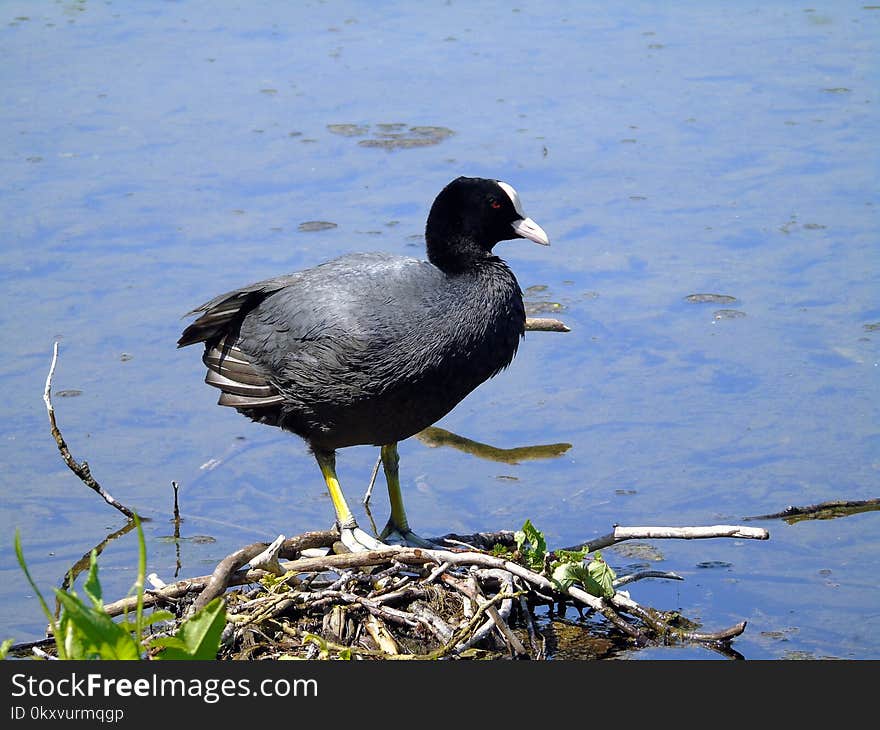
top-left (425, 176), bottom-right (549, 272)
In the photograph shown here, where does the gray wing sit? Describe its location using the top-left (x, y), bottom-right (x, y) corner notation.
top-left (177, 253), bottom-right (442, 412)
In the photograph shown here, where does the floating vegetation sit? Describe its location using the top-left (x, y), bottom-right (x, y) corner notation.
top-left (713, 309), bottom-right (747, 320)
top-left (297, 221), bottom-right (337, 232)
top-left (684, 293), bottom-right (737, 305)
top-left (360, 125), bottom-right (455, 150)
top-left (609, 541), bottom-right (664, 563)
top-left (863, 322), bottom-right (880, 332)
top-left (326, 123), bottom-right (455, 150)
top-left (526, 301), bottom-right (566, 315)
top-left (327, 123), bottom-right (370, 136)
top-left (525, 283), bottom-right (567, 316)
top-left (56, 389), bottom-right (83, 398)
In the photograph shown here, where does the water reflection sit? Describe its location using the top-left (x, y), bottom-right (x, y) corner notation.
top-left (415, 426), bottom-right (572, 465)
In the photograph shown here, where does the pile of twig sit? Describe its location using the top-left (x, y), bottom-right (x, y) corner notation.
top-left (94, 526), bottom-right (764, 660)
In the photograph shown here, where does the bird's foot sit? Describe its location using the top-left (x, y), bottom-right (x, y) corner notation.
top-left (380, 521), bottom-right (442, 549)
top-left (338, 525), bottom-right (386, 553)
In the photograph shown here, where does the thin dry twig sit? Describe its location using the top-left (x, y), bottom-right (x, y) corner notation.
top-left (43, 342), bottom-right (135, 520)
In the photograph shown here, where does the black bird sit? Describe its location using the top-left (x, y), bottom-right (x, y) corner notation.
top-left (178, 176), bottom-right (550, 551)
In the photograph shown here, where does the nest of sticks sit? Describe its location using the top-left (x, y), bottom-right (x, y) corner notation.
top-left (96, 527), bottom-right (764, 660)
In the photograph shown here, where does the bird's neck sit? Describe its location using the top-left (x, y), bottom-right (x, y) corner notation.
top-left (426, 234), bottom-right (496, 274)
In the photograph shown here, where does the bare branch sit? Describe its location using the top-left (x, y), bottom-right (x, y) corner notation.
top-left (562, 523), bottom-right (769, 553)
top-left (613, 570), bottom-right (683, 588)
top-left (747, 498), bottom-right (880, 522)
top-left (43, 342), bottom-right (135, 520)
top-left (525, 317), bottom-right (570, 332)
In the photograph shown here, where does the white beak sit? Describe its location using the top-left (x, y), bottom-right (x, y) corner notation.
top-left (511, 217), bottom-right (551, 246)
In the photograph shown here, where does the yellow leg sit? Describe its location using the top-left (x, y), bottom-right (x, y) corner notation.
top-left (314, 449), bottom-right (383, 551)
top-left (381, 443), bottom-right (411, 534)
top-left (315, 449), bottom-right (356, 529)
top-left (379, 443), bottom-right (435, 547)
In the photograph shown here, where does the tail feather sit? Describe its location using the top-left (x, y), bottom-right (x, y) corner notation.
top-left (179, 277), bottom-right (295, 411)
top-left (218, 391), bottom-right (285, 408)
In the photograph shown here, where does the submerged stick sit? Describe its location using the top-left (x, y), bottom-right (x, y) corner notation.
top-left (747, 498), bottom-right (880, 522)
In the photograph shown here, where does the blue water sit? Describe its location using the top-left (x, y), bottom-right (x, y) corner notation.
top-left (1, 1), bottom-right (877, 659)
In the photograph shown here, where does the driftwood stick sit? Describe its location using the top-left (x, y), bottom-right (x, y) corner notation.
top-left (428, 590), bottom-right (517, 660)
top-left (438, 573), bottom-right (500, 652)
top-left (681, 621), bottom-right (748, 643)
top-left (435, 531), bottom-right (518, 550)
top-left (747, 498), bottom-right (880, 522)
top-left (612, 525), bottom-right (769, 541)
top-left (472, 570), bottom-right (528, 657)
top-left (190, 531), bottom-right (338, 612)
top-left (43, 342), bottom-right (135, 520)
top-left (409, 601), bottom-right (455, 643)
top-left (611, 591), bottom-right (747, 645)
top-left (525, 317), bottom-right (570, 332)
top-left (363, 615), bottom-right (400, 656)
top-left (563, 524), bottom-right (770, 553)
top-left (518, 590), bottom-right (544, 658)
top-left (613, 570), bottom-right (683, 588)
top-left (190, 542), bottom-right (271, 613)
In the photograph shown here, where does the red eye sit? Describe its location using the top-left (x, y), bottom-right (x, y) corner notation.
top-left (490, 200), bottom-right (502, 209)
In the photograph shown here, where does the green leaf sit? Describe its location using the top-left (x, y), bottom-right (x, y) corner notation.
top-left (514, 519), bottom-right (547, 571)
top-left (554, 548), bottom-right (589, 564)
top-left (551, 562), bottom-right (580, 591)
top-left (14, 530), bottom-right (64, 659)
top-left (585, 553), bottom-right (616, 599)
top-left (152, 597), bottom-right (225, 660)
top-left (54, 590), bottom-right (141, 660)
top-left (118, 610), bottom-right (175, 634)
top-left (551, 552), bottom-right (617, 599)
top-left (59, 612), bottom-right (87, 660)
top-left (0, 638), bottom-right (13, 660)
top-left (148, 636), bottom-right (188, 653)
top-left (131, 515), bottom-right (146, 648)
top-left (83, 550), bottom-right (102, 609)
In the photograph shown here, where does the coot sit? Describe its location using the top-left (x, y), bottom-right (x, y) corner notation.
top-left (178, 176), bottom-right (550, 551)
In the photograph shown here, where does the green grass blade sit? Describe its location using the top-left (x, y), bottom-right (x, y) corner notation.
top-left (14, 530), bottom-right (65, 659)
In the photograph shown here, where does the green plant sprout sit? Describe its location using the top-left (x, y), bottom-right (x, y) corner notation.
top-left (12, 515), bottom-right (225, 660)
